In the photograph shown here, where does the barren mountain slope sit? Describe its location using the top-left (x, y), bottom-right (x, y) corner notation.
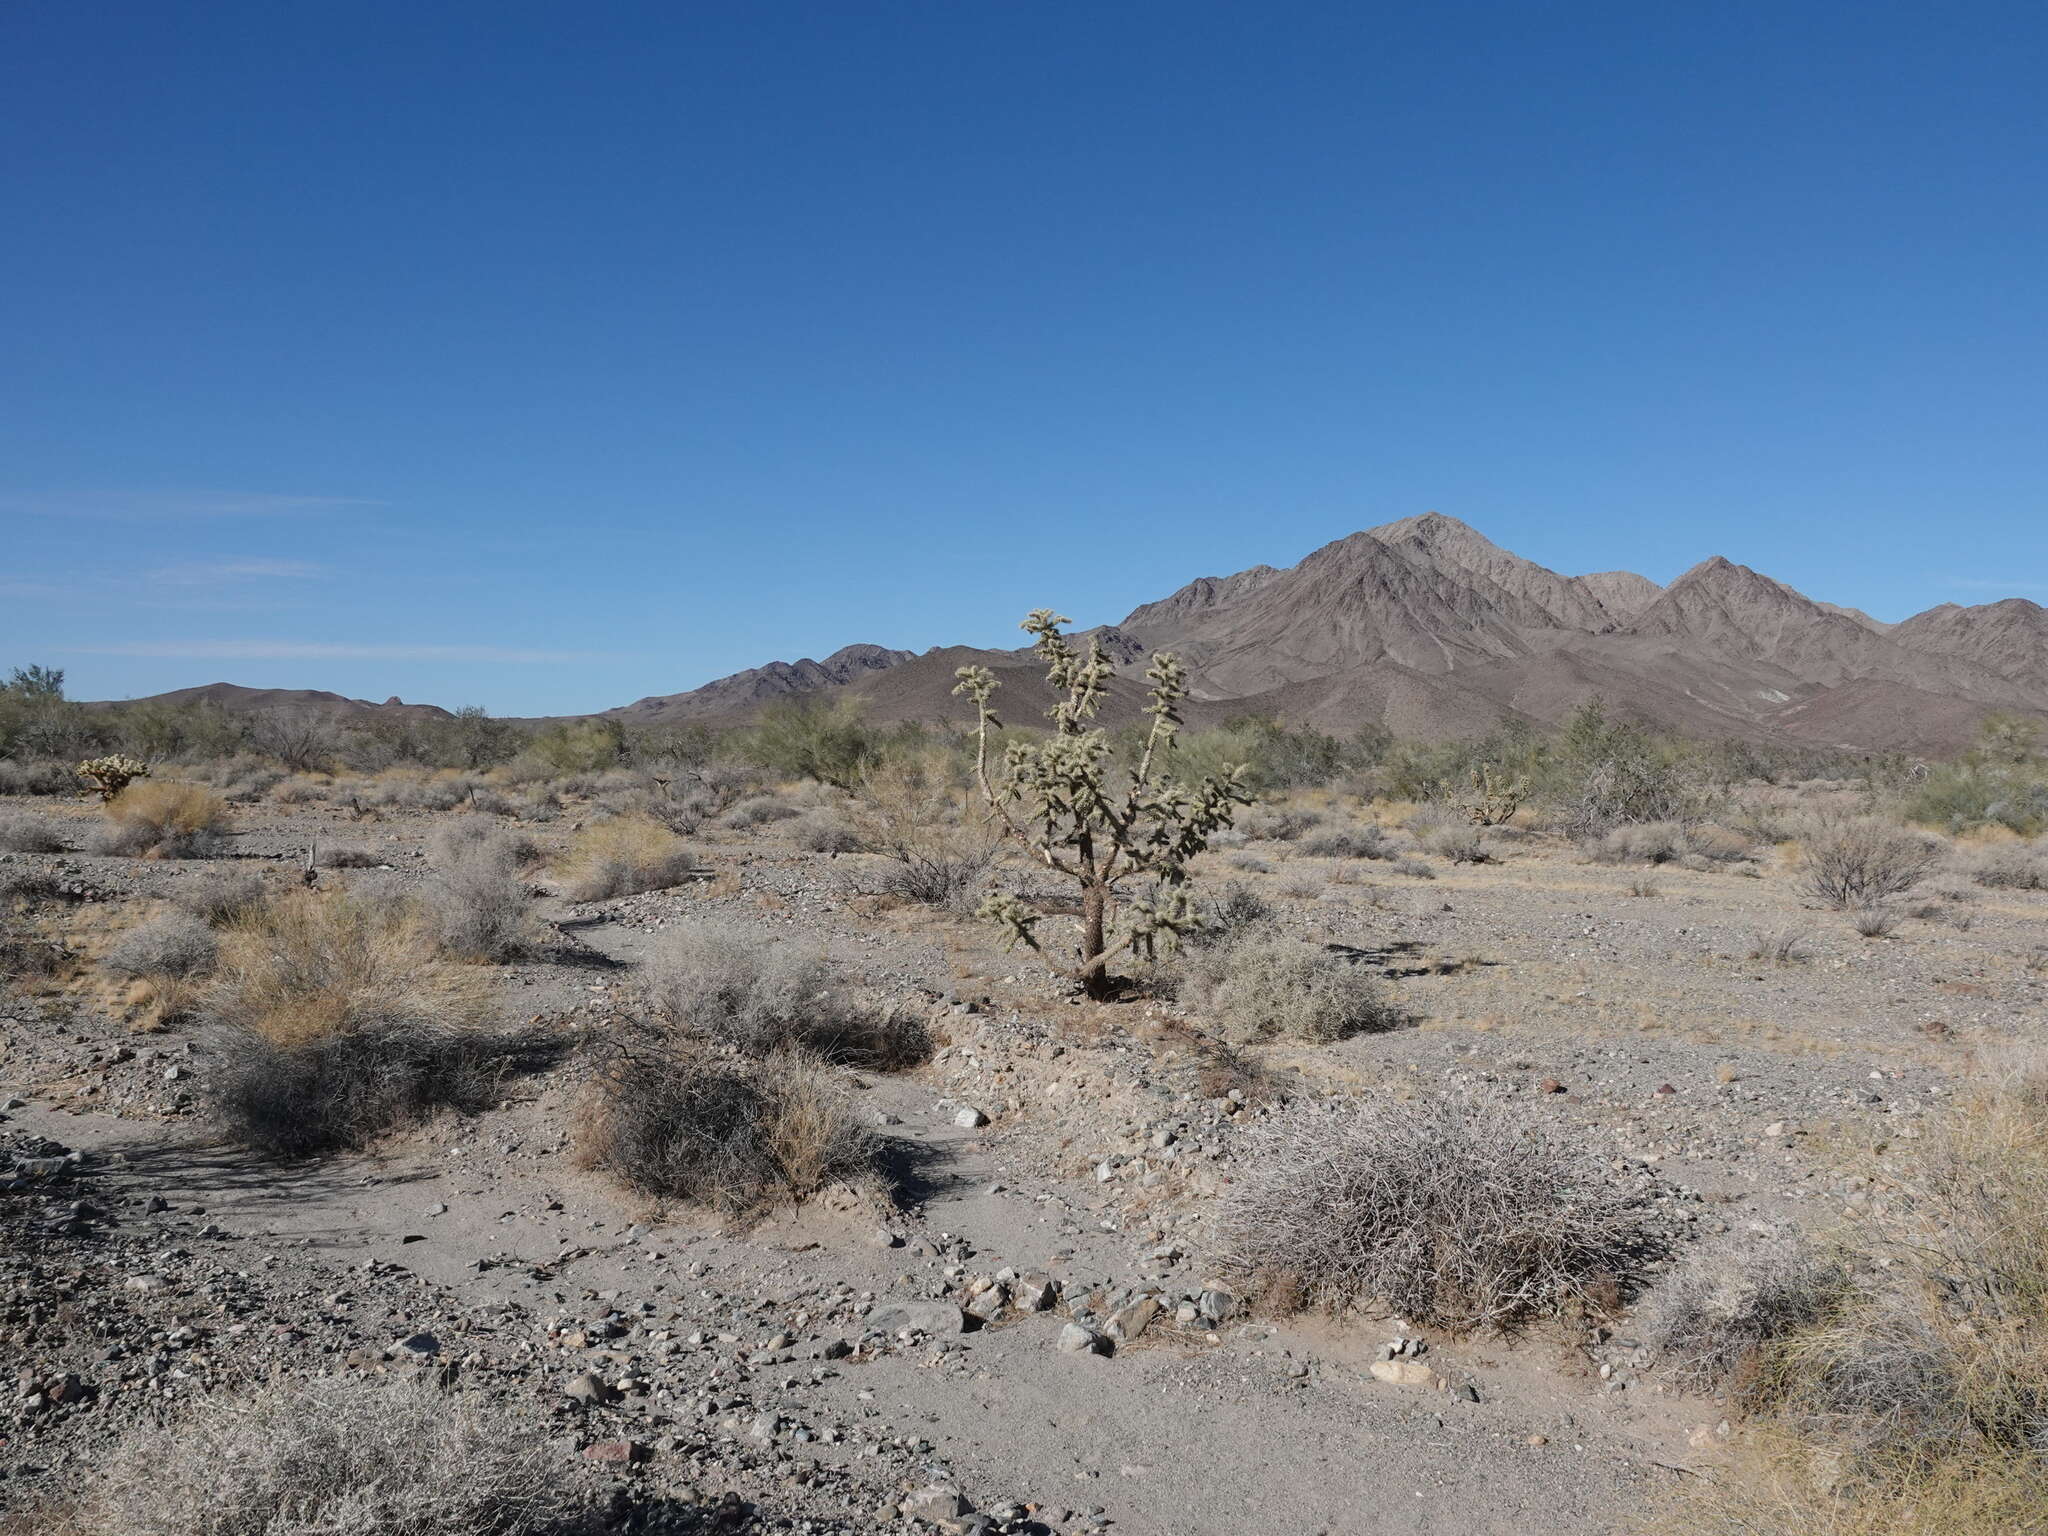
top-left (1892, 597), bottom-right (2048, 696)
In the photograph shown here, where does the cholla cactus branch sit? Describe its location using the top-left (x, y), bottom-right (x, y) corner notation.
top-left (953, 610), bottom-right (1250, 999)
top-left (77, 754), bottom-right (149, 802)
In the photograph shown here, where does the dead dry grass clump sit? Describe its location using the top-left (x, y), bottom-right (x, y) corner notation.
top-left (1180, 932), bottom-right (1408, 1044)
top-left (103, 911), bottom-right (219, 1025)
top-left (1748, 926), bottom-right (1810, 965)
top-left (721, 794), bottom-right (800, 830)
top-left (1189, 880), bottom-right (1275, 949)
top-left (788, 807), bottom-right (862, 853)
top-left (1972, 838), bottom-right (2048, 891)
top-left (44, 1374), bottom-right (594, 1536)
top-left (1799, 816), bottom-right (1941, 909)
top-left (1238, 803), bottom-right (1324, 842)
top-left (1300, 823), bottom-right (1394, 860)
top-left (1667, 1049), bottom-right (2048, 1535)
top-left (1647, 1237), bottom-right (1850, 1394)
top-left (645, 923), bottom-right (929, 1068)
top-left (0, 808), bottom-right (65, 853)
top-left (172, 869), bottom-right (269, 927)
top-left (202, 890), bottom-right (537, 1156)
top-left (1219, 1091), bottom-right (1652, 1331)
top-left (91, 781), bottom-right (233, 858)
top-left (428, 819), bottom-right (541, 962)
top-left (553, 813), bottom-right (697, 901)
top-left (847, 755), bottom-right (996, 906)
top-left (580, 1038), bottom-right (877, 1215)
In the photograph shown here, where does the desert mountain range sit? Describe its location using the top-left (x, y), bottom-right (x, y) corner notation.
top-left (103, 515), bottom-right (2048, 754)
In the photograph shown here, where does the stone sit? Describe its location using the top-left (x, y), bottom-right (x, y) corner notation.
top-left (954, 1107), bottom-right (988, 1129)
top-left (1196, 1287), bottom-right (1236, 1324)
top-left (902, 1484), bottom-right (974, 1527)
top-left (1538, 1077), bottom-right (1565, 1094)
top-left (1103, 1297), bottom-right (1160, 1344)
top-left (1012, 1274), bottom-right (1059, 1312)
top-left (582, 1439), bottom-right (647, 1464)
top-left (395, 1333), bottom-right (440, 1356)
top-left (1056, 1323), bottom-right (1108, 1355)
top-left (565, 1371), bottom-right (619, 1406)
top-left (964, 1285), bottom-right (1008, 1323)
top-left (1368, 1359), bottom-right (1439, 1388)
top-left (866, 1300), bottom-right (967, 1337)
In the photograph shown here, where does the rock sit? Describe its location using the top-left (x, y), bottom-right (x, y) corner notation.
top-left (872, 1227), bottom-right (903, 1249)
top-left (953, 1107), bottom-right (988, 1129)
top-left (1012, 1274), bottom-right (1059, 1312)
top-left (1526, 1434), bottom-right (1549, 1447)
top-left (582, 1439), bottom-right (647, 1464)
top-left (565, 1371), bottom-right (620, 1406)
top-left (867, 1300), bottom-right (967, 1337)
top-left (964, 1285), bottom-right (1008, 1323)
top-left (1196, 1287), bottom-right (1236, 1324)
top-left (394, 1333), bottom-right (440, 1356)
top-left (902, 1484), bottom-right (974, 1528)
top-left (1103, 1297), bottom-right (1160, 1344)
top-left (1538, 1077), bottom-right (1565, 1094)
top-left (1057, 1323), bottom-right (1108, 1355)
top-left (1368, 1359), bottom-right (1439, 1388)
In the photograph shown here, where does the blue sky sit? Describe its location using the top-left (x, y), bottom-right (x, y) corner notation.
top-left (3, 1), bottom-right (2044, 715)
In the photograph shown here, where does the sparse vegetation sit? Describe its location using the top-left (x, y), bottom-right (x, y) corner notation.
top-left (1219, 1091), bottom-right (1651, 1331)
top-left (428, 821), bottom-right (539, 962)
top-left (1646, 1237), bottom-right (1849, 1394)
top-left (91, 780), bottom-right (233, 858)
top-left (1300, 823), bottom-right (1393, 860)
top-left (103, 911), bottom-right (218, 1024)
top-left (1180, 932), bottom-right (1407, 1044)
top-left (1800, 816), bottom-right (1941, 909)
top-left (0, 807), bottom-right (64, 853)
top-left (644, 923), bottom-right (929, 1068)
top-left (553, 813), bottom-right (697, 901)
top-left (48, 1374), bottom-right (594, 1536)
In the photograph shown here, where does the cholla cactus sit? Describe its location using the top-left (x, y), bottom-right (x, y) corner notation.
top-left (1461, 763), bottom-right (1527, 827)
top-left (954, 610), bottom-right (1251, 1000)
top-left (77, 754), bottom-right (150, 802)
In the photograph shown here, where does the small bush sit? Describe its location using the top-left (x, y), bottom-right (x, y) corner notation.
top-left (554, 814), bottom-right (697, 901)
top-left (93, 782), bottom-right (233, 859)
top-left (0, 809), bottom-right (64, 853)
top-left (721, 794), bottom-right (800, 830)
top-left (429, 831), bottom-right (539, 963)
top-left (848, 756), bottom-right (996, 907)
top-left (61, 1374), bottom-right (593, 1536)
top-left (789, 808), bottom-right (862, 853)
top-left (430, 816), bottom-right (539, 869)
top-left (1190, 881), bottom-right (1274, 948)
top-left (104, 912), bottom-right (218, 981)
top-left (1300, 824), bottom-right (1393, 860)
top-left (1589, 820), bottom-right (1687, 865)
top-left (1748, 927), bottom-right (1809, 965)
top-left (1421, 823), bottom-right (1490, 863)
top-left (173, 870), bottom-right (268, 926)
top-left (580, 1041), bottom-right (876, 1214)
top-left (317, 844), bottom-right (383, 869)
top-left (1180, 932), bottom-right (1408, 1044)
top-left (1219, 1092), bottom-right (1651, 1331)
top-left (1391, 856), bottom-right (1435, 879)
top-left (1851, 905), bottom-right (1901, 938)
top-left (0, 760), bottom-right (74, 796)
top-left (202, 890), bottom-right (536, 1156)
top-left (1647, 1238), bottom-right (1849, 1394)
top-left (645, 924), bottom-right (928, 1068)
top-left (1800, 817), bottom-right (1940, 909)
top-left (1973, 839), bottom-right (2048, 891)
top-left (1238, 804), bottom-right (1324, 842)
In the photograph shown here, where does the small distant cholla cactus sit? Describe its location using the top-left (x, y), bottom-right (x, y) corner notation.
top-left (77, 754), bottom-right (150, 801)
top-left (1461, 763), bottom-right (1527, 827)
top-left (954, 610), bottom-right (1251, 1000)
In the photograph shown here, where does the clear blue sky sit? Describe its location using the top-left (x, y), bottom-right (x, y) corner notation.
top-left (3, 1), bottom-right (2043, 715)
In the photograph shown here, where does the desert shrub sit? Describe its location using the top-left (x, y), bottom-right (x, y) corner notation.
top-left (104, 912), bottom-right (218, 982)
top-left (269, 775), bottom-right (329, 804)
top-left (1226, 852), bottom-right (1272, 874)
top-left (1180, 932), bottom-right (1408, 1044)
top-left (1647, 1238), bottom-right (1849, 1394)
top-left (1748, 927), bottom-right (1809, 965)
top-left (0, 914), bottom-right (64, 982)
top-left (1189, 881), bottom-right (1275, 948)
top-left (1901, 759), bottom-right (2048, 836)
top-left (848, 754), bottom-right (997, 907)
top-left (1300, 824), bottom-right (1393, 860)
top-left (429, 816), bottom-right (539, 869)
top-left (581, 1041), bottom-right (876, 1214)
top-left (1391, 856), bottom-right (1436, 879)
top-left (645, 924), bottom-right (928, 1068)
top-left (202, 890), bottom-right (537, 1156)
top-left (788, 808), bottom-right (861, 853)
top-left (92, 782), bottom-right (233, 858)
top-left (1220, 1091), bottom-right (1651, 1331)
top-left (428, 836), bottom-right (538, 963)
top-left (1238, 804), bottom-right (1324, 842)
top-left (740, 696), bottom-right (880, 789)
top-left (721, 794), bottom-right (800, 830)
top-left (59, 1374), bottom-right (592, 1536)
top-left (553, 814), bottom-right (697, 901)
top-left (317, 844), bottom-right (383, 869)
top-left (0, 759), bottom-right (75, 796)
top-left (0, 808), bottom-right (65, 854)
top-left (1667, 1052), bottom-right (2048, 1534)
top-left (1589, 820), bottom-right (1688, 865)
top-left (170, 870), bottom-right (268, 926)
top-left (1973, 839), bottom-right (2048, 891)
top-left (1800, 816), bottom-right (1940, 909)
top-left (1420, 822), bottom-right (1490, 863)
top-left (1851, 905), bottom-right (1901, 938)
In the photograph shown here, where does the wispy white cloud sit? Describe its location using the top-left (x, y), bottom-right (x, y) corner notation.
top-left (147, 559), bottom-right (326, 585)
top-left (0, 491), bottom-right (383, 521)
top-left (66, 640), bottom-right (610, 664)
